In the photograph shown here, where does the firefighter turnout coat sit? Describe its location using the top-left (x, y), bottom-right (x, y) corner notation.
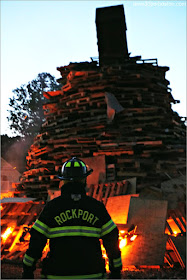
top-left (23, 184), bottom-right (122, 279)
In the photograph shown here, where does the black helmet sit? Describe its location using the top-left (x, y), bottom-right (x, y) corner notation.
top-left (58, 157), bottom-right (93, 181)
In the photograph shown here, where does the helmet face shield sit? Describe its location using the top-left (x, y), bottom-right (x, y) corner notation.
top-left (58, 157), bottom-right (93, 181)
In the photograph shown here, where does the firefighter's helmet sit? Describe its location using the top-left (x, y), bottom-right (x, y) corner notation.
top-left (58, 157), bottom-right (93, 181)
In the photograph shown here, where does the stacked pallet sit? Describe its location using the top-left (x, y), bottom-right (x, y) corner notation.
top-left (1, 199), bottom-right (44, 260)
top-left (18, 57), bottom-right (186, 198)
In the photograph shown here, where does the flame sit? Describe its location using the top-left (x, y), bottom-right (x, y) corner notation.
top-left (13, 167), bottom-right (17, 169)
top-left (43, 240), bottom-right (50, 253)
top-left (0, 205), bottom-right (3, 211)
top-left (1, 225), bottom-right (33, 255)
top-left (130, 235), bottom-right (137, 241)
top-left (173, 231), bottom-right (178, 237)
top-left (100, 231), bottom-right (138, 271)
top-left (1, 227), bottom-right (14, 243)
top-left (119, 230), bottom-right (138, 249)
top-left (9, 227), bottom-right (24, 251)
top-left (1, 192), bottom-right (14, 199)
top-left (41, 239), bottom-right (50, 260)
top-left (119, 230), bottom-right (128, 249)
top-left (119, 237), bottom-right (127, 249)
top-left (100, 242), bottom-right (109, 272)
top-left (24, 115), bottom-right (28, 120)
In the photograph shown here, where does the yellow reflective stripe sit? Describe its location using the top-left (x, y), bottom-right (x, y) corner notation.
top-left (49, 231), bottom-right (100, 238)
top-left (43, 272), bottom-right (103, 279)
top-left (113, 256), bottom-right (122, 268)
top-left (80, 161), bottom-right (86, 167)
top-left (23, 254), bottom-right (35, 267)
top-left (33, 219), bottom-right (49, 230)
top-left (25, 254), bottom-right (35, 262)
top-left (49, 225), bottom-right (100, 233)
top-left (74, 161), bottom-right (80, 167)
top-left (33, 221), bottom-right (101, 238)
top-left (66, 162), bottom-right (71, 167)
top-left (102, 219), bottom-right (113, 230)
top-left (23, 259), bottom-right (32, 267)
top-left (48, 225), bottom-right (101, 238)
top-left (100, 219), bottom-right (117, 237)
top-left (32, 219), bottom-right (49, 237)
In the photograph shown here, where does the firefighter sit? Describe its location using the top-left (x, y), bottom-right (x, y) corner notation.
top-left (22, 157), bottom-right (122, 279)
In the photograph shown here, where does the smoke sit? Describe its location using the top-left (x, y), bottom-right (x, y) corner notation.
top-left (1, 135), bottom-right (34, 173)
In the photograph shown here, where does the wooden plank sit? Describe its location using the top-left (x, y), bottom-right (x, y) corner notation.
top-left (117, 171), bottom-right (147, 177)
top-left (25, 202), bottom-right (44, 226)
top-left (165, 221), bottom-right (173, 235)
top-left (97, 184), bottom-right (104, 202)
top-left (92, 185), bottom-right (99, 199)
top-left (168, 237), bottom-right (185, 269)
top-left (170, 212), bottom-right (185, 234)
top-left (115, 183), bottom-right (122, 195)
top-left (17, 203), bottom-right (34, 225)
top-left (43, 90), bottom-right (62, 99)
top-left (109, 183), bottom-right (116, 197)
top-left (102, 184), bottom-right (112, 205)
top-left (175, 209), bottom-right (186, 229)
top-left (11, 246), bottom-right (28, 260)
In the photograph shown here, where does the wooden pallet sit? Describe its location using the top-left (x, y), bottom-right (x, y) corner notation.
top-left (16, 58), bottom-right (186, 198)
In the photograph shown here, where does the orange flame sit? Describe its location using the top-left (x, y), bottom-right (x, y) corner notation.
top-left (43, 240), bottom-right (50, 253)
top-left (100, 231), bottom-right (138, 272)
top-left (41, 239), bottom-right (50, 260)
top-left (130, 235), bottom-right (137, 241)
top-left (9, 227), bottom-right (24, 252)
top-left (119, 230), bottom-right (138, 249)
top-left (173, 231), bottom-right (178, 237)
top-left (119, 237), bottom-right (127, 249)
top-left (1, 192), bottom-right (14, 199)
top-left (1, 227), bottom-right (14, 243)
top-left (100, 242), bottom-right (109, 272)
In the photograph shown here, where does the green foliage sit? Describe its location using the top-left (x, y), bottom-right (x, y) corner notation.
top-left (7, 72), bottom-right (61, 137)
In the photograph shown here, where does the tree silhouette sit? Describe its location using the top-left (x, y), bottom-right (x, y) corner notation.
top-left (7, 72), bottom-right (61, 137)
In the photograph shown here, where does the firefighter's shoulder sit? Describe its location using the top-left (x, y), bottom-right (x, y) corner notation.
top-left (84, 195), bottom-right (109, 214)
top-left (44, 195), bottom-right (62, 207)
top-left (41, 195), bottom-right (65, 214)
top-left (85, 195), bottom-right (105, 206)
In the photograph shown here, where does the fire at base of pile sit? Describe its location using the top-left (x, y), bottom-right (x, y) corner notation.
top-left (1, 194), bottom-right (186, 270)
top-left (101, 227), bottom-right (138, 272)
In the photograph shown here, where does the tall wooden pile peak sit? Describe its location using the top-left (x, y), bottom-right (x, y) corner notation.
top-left (18, 57), bottom-right (186, 199)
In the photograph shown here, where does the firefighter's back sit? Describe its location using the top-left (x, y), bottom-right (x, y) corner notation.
top-left (23, 158), bottom-right (121, 279)
top-left (39, 192), bottom-right (107, 278)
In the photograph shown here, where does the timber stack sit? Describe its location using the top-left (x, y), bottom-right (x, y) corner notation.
top-left (17, 57), bottom-right (186, 199)
top-left (16, 5), bottom-right (186, 200)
